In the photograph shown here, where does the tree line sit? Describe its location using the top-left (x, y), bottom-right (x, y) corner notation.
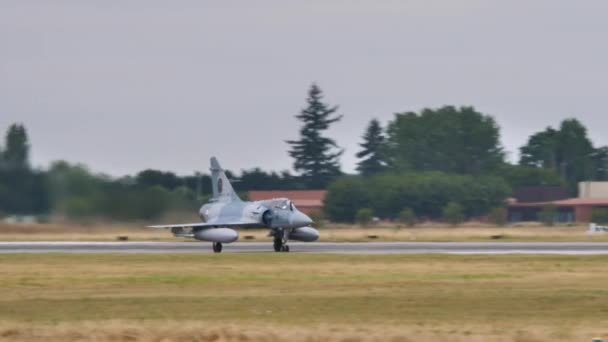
top-left (0, 125), bottom-right (308, 220)
top-left (1, 84), bottom-right (607, 223)
top-left (287, 85), bottom-right (607, 223)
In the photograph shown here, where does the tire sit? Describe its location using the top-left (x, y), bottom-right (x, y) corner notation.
top-left (273, 239), bottom-right (282, 252)
top-left (213, 242), bottom-right (222, 253)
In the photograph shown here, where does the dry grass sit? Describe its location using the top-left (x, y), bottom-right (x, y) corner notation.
top-left (322, 223), bottom-right (607, 242)
top-left (0, 321), bottom-right (604, 342)
top-left (1, 222), bottom-right (607, 242)
top-left (0, 254), bottom-right (607, 341)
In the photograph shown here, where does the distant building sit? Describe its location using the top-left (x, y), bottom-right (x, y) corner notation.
top-left (508, 182), bottom-right (608, 223)
top-left (513, 186), bottom-right (570, 203)
top-left (579, 181), bottom-right (608, 198)
top-left (248, 190), bottom-right (326, 215)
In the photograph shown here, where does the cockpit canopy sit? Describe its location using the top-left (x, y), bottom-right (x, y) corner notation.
top-left (268, 198), bottom-right (296, 211)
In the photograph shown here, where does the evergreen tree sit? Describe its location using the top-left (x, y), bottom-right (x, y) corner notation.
top-left (0, 124), bottom-right (50, 215)
top-left (356, 118), bottom-right (387, 176)
top-left (287, 84), bottom-right (343, 188)
top-left (1, 124), bottom-right (30, 170)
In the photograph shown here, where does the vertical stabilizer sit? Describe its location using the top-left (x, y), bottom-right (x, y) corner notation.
top-left (210, 157), bottom-right (241, 202)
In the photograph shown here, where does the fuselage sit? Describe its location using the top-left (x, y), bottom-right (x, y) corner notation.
top-left (199, 198), bottom-right (313, 229)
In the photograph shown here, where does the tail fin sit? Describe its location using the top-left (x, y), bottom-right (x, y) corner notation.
top-left (210, 157), bottom-right (241, 202)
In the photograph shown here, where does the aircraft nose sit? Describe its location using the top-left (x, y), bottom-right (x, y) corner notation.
top-left (291, 211), bottom-right (313, 227)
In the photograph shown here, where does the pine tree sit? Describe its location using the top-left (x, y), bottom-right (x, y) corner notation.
top-left (287, 84), bottom-right (343, 188)
top-left (2, 123), bottom-right (30, 170)
top-left (356, 118), bottom-right (386, 176)
top-left (0, 124), bottom-right (44, 215)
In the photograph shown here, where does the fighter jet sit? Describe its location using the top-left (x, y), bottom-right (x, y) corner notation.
top-left (147, 157), bottom-right (319, 253)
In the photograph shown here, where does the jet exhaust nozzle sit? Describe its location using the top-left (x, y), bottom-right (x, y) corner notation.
top-left (194, 228), bottom-right (238, 243)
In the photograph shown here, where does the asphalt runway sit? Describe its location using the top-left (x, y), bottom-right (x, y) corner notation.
top-left (1, 241), bottom-right (608, 254)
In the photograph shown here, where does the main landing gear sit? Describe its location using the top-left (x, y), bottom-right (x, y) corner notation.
top-left (273, 229), bottom-right (290, 252)
top-left (212, 242), bottom-right (223, 253)
top-left (273, 238), bottom-right (290, 252)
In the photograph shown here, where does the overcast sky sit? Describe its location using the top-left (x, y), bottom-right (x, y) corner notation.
top-left (1, 0), bottom-right (607, 176)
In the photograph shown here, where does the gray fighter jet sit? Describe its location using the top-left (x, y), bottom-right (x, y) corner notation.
top-left (148, 157), bottom-right (318, 253)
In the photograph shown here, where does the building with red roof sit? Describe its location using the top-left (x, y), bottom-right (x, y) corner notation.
top-left (508, 182), bottom-right (608, 223)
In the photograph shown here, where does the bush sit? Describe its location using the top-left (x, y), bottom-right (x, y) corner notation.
top-left (64, 197), bottom-right (95, 218)
top-left (324, 177), bottom-right (370, 223)
top-left (356, 208), bottom-right (374, 227)
top-left (592, 208), bottom-right (608, 225)
top-left (442, 202), bottom-right (465, 226)
top-left (489, 207), bottom-right (507, 226)
top-left (324, 172), bottom-right (511, 223)
top-left (538, 204), bottom-right (557, 226)
top-left (398, 208), bottom-right (416, 227)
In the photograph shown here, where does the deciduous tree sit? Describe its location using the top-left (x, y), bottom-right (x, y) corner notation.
top-left (519, 119), bottom-right (598, 186)
top-left (385, 106), bottom-right (504, 174)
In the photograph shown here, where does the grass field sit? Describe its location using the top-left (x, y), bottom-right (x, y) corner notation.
top-left (1, 222), bottom-right (607, 242)
top-left (1, 253), bottom-right (607, 341)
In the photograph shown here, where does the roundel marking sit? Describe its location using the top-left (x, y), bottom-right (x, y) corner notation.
top-left (217, 178), bottom-right (223, 194)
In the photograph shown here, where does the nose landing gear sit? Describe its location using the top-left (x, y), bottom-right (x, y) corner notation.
top-left (273, 228), bottom-right (290, 252)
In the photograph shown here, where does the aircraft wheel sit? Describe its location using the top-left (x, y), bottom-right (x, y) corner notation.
top-left (273, 238), bottom-right (282, 252)
top-left (281, 245), bottom-right (290, 252)
top-left (213, 242), bottom-right (223, 253)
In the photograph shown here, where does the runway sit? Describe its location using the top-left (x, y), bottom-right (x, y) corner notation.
top-left (1, 241), bottom-right (608, 254)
